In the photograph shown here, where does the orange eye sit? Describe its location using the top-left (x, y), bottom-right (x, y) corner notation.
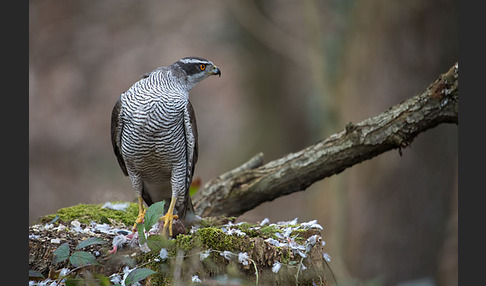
top-left (199, 64), bottom-right (206, 71)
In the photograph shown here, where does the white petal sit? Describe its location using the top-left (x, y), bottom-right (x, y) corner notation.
top-left (200, 250), bottom-right (211, 261)
top-left (272, 261), bottom-right (281, 273)
top-left (221, 250), bottom-right (235, 260)
top-left (102, 202), bottom-right (129, 211)
top-left (260, 218), bottom-right (270, 226)
top-left (265, 238), bottom-right (281, 247)
top-left (159, 248), bottom-right (169, 260)
top-left (112, 235), bottom-right (127, 247)
top-left (238, 252), bottom-right (250, 266)
top-left (297, 250), bottom-right (307, 258)
top-left (191, 275), bottom-right (202, 283)
top-left (306, 234), bottom-right (319, 245)
top-left (139, 243), bottom-right (150, 253)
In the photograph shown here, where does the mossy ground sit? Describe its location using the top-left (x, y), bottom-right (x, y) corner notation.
top-left (38, 202), bottom-right (139, 226)
top-left (30, 202), bottom-right (330, 285)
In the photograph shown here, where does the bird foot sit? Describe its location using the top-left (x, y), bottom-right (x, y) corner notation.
top-left (160, 213), bottom-right (179, 237)
top-left (132, 208), bottom-right (146, 232)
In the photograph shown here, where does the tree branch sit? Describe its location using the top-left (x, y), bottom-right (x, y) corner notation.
top-left (193, 63), bottom-right (458, 217)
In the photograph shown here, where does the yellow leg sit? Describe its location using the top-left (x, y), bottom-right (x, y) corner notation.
top-left (132, 196), bottom-right (146, 232)
top-left (160, 196), bottom-right (178, 237)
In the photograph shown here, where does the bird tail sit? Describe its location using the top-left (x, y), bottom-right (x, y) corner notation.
top-left (176, 193), bottom-right (196, 228)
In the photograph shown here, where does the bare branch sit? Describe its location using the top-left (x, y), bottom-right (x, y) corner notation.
top-left (193, 63), bottom-right (458, 217)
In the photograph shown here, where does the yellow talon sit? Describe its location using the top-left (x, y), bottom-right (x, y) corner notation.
top-left (160, 197), bottom-right (178, 237)
top-left (132, 196), bottom-right (146, 232)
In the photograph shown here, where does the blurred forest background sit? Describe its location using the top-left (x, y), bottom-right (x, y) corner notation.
top-left (29, 0), bottom-right (457, 285)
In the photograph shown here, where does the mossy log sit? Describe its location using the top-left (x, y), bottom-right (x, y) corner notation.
top-left (29, 203), bottom-right (333, 285)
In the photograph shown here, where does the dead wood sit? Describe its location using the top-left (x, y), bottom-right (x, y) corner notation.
top-left (193, 63), bottom-right (458, 217)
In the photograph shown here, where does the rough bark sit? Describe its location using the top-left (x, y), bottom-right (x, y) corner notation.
top-left (193, 63), bottom-right (458, 217)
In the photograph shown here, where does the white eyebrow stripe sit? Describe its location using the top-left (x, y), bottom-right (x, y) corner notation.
top-left (179, 58), bottom-right (212, 65)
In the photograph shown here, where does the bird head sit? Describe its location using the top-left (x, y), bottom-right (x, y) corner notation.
top-left (171, 57), bottom-right (221, 89)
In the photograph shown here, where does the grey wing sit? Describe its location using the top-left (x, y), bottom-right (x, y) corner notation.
top-left (177, 101), bottom-right (198, 221)
top-left (111, 97), bottom-right (128, 176)
top-left (184, 101), bottom-right (199, 190)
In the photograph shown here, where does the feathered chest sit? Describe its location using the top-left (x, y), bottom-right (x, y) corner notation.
top-left (121, 93), bottom-right (188, 139)
top-left (119, 95), bottom-right (189, 171)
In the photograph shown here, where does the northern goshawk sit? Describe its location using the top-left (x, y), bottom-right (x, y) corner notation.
top-left (111, 57), bottom-right (221, 236)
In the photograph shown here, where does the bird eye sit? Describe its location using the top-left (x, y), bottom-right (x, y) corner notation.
top-left (199, 64), bottom-right (206, 71)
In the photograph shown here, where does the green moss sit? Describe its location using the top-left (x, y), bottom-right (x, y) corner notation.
top-left (39, 202), bottom-right (139, 226)
top-left (279, 248), bottom-right (293, 265)
top-left (175, 227), bottom-right (242, 252)
top-left (133, 252), bottom-right (173, 286)
top-left (198, 216), bottom-right (237, 228)
top-left (234, 222), bottom-right (256, 236)
top-left (252, 224), bottom-right (282, 238)
top-left (174, 233), bottom-right (194, 252)
top-left (198, 227), bottom-right (241, 251)
top-left (148, 274), bottom-right (172, 286)
top-left (259, 225), bottom-right (280, 235)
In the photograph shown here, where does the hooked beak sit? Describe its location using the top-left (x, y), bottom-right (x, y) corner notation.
top-left (211, 66), bottom-right (221, 77)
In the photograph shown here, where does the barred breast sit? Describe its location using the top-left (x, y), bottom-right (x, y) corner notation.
top-left (118, 68), bottom-right (193, 209)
